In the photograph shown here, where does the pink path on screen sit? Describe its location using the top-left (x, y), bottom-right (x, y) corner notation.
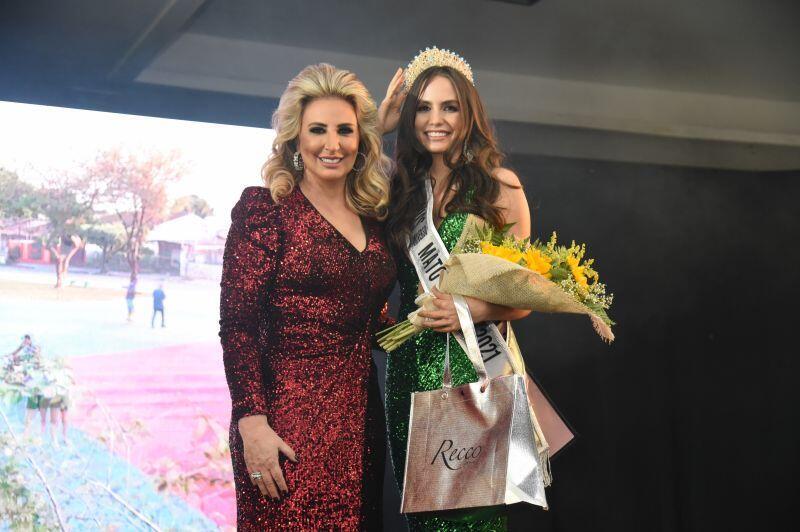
top-left (69, 342), bottom-right (235, 529)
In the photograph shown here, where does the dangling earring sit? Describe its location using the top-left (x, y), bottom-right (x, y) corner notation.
top-left (462, 141), bottom-right (474, 163)
top-left (292, 151), bottom-right (304, 172)
top-left (352, 152), bottom-right (367, 174)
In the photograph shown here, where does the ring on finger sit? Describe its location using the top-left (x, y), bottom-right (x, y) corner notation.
top-left (250, 471), bottom-right (263, 481)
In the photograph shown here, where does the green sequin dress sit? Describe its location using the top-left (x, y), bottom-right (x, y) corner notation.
top-left (385, 211), bottom-right (507, 531)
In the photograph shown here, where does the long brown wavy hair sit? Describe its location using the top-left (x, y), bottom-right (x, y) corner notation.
top-left (386, 66), bottom-right (509, 254)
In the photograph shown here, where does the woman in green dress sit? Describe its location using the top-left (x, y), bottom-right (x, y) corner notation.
top-left (378, 48), bottom-right (534, 531)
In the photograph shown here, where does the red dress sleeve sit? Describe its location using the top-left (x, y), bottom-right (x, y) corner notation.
top-left (219, 187), bottom-right (282, 421)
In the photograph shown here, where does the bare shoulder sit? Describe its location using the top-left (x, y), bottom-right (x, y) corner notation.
top-left (492, 167), bottom-right (523, 188)
top-left (491, 167), bottom-right (526, 206)
top-left (491, 167), bottom-right (530, 237)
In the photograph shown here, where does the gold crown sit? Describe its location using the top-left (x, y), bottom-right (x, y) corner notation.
top-left (404, 46), bottom-right (474, 91)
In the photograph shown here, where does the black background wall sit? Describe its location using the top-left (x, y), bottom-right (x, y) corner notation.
top-left (379, 154), bottom-right (800, 532)
top-left (510, 154), bottom-right (800, 531)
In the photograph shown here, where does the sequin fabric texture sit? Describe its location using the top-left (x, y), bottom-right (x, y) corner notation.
top-left (219, 186), bottom-right (396, 531)
top-left (386, 210), bottom-right (508, 531)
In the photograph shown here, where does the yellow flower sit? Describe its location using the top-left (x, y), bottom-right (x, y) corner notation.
top-left (566, 253), bottom-right (590, 291)
top-left (523, 247), bottom-right (552, 278)
top-left (480, 241), bottom-right (523, 264)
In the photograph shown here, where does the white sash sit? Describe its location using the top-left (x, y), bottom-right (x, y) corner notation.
top-left (406, 180), bottom-right (515, 379)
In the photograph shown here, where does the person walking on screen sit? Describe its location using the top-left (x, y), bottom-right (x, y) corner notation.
top-left (125, 278), bottom-right (137, 322)
top-left (152, 283), bottom-right (166, 328)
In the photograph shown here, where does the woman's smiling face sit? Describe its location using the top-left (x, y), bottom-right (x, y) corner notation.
top-left (414, 75), bottom-right (464, 156)
top-left (298, 96), bottom-right (359, 183)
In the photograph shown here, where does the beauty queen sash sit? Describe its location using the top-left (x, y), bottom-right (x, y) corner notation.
top-left (406, 180), bottom-right (517, 378)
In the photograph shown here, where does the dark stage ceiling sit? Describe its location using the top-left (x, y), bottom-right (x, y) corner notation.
top-left (2, 0), bottom-right (799, 170)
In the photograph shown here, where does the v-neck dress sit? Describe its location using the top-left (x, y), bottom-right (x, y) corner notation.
top-left (219, 186), bottom-right (396, 531)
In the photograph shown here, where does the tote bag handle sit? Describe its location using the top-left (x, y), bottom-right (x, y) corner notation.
top-left (441, 294), bottom-right (489, 391)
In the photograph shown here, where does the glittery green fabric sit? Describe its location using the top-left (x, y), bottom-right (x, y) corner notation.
top-left (385, 211), bottom-right (507, 531)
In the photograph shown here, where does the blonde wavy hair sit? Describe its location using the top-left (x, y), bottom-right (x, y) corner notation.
top-left (261, 63), bottom-right (391, 220)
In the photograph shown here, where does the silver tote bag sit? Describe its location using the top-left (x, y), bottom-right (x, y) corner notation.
top-left (400, 294), bottom-right (548, 514)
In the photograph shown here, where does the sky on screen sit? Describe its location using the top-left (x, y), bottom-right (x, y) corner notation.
top-left (0, 100), bottom-right (276, 217)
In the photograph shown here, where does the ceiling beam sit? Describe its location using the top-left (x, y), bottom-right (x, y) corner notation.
top-left (137, 33), bottom-right (800, 170)
top-left (107, 0), bottom-right (210, 82)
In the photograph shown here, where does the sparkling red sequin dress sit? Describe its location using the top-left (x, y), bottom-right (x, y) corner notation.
top-left (219, 186), bottom-right (396, 531)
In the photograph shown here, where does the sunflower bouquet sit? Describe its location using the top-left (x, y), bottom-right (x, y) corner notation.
top-left (377, 216), bottom-right (615, 352)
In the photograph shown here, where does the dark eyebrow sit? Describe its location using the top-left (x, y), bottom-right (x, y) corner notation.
top-left (308, 122), bottom-right (356, 127)
top-left (416, 99), bottom-right (458, 106)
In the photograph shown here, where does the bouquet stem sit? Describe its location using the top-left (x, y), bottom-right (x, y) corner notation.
top-left (376, 320), bottom-right (419, 352)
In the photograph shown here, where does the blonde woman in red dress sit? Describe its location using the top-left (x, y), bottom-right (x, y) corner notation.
top-left (219, 64), bottom-right (395, 531)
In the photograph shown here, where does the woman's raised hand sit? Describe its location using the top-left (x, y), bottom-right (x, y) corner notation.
top-left (238, 415), bottom-right (298, 501)
top-left (377, 67), bottom-right (407, 135)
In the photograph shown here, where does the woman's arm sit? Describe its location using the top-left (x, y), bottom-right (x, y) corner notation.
top-left (467, 296), bottom-right (531, 322)
top-left (481, 167), bottom-right (532, 320)
top-left (493, 167), bottom-right (531, 240)
top-left (219, 187), bottom-right (297, 500)
top-left (219, 187), bottom-right (280, 422)
top-left (420, 286), bottom-right (530, 333)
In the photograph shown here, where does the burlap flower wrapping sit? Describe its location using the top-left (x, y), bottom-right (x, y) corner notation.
top-left (440, 215), bottom-right (614, 343)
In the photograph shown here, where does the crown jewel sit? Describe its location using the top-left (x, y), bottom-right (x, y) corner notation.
top-left (404, 46), bottom-right (474, 91)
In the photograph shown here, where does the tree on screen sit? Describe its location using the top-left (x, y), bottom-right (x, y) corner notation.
top-left (84, 222), bottom-right (126, 274)
top-left (90, 149), bottom-right (185, 284)
top-left (0, 168), bottom-right (38, 219)
top-left (36, 174), bottom-right (99, 288)
top-left (170, 194), bottom-right (214, 218)
top-left (1, 167), bottom-right (98, 287)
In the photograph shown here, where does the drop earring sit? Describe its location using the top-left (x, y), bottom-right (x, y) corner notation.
top-left (462, 142), bottom-right (474, 163)
top-left (352, 152), bottom-right (367, 174)
top-left (292, 151), bottom-right (304, 172)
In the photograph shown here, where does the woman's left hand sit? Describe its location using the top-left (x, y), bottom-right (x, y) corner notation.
top-left (417, 286), bottom-right (461, 333)
top-left (377, 67), bottom-right (406, 135)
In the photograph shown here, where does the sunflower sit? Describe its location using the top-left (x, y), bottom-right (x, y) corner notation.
top-left (523, 247), bottom-right (552, 278)
top-left (480, 241), bottom-right (523, 264)
top-left (566, 253), bottom-right (590, 291)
